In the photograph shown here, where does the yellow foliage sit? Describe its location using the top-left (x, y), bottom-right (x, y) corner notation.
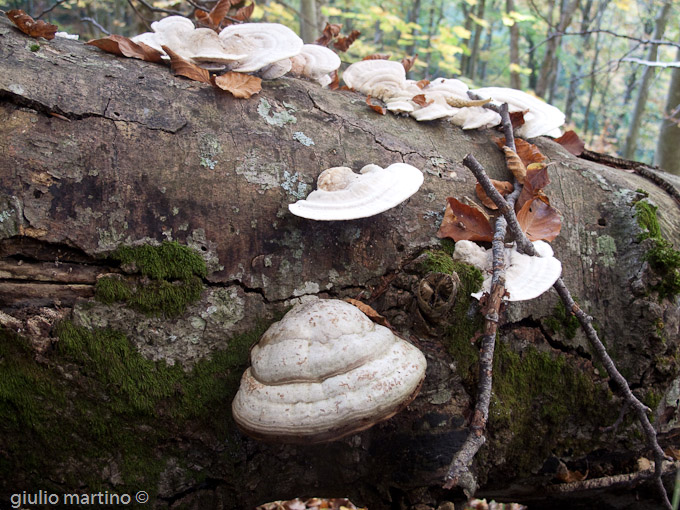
top-left (452, 25), bottom-right (472, 39)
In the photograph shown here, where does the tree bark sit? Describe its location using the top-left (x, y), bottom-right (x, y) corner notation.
top-left (623, 0), bottom-right (672, 160)
top-left (655, 45), bottom-right (680, 175)
top-left (299, 0), bottom-right (319, 42)
top-left (0, 17), bottom-right (679, 509)
top-left (506, 0), bottom-right (521, 89)
top-left (466, 0), bottom-right (486, 80)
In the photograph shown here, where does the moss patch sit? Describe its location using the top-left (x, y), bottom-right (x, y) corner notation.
top-left (0, 320), bottom-right (267, 496)
top-left (95, 241), bottom-right (207, 317)
top-left (634, 201), bottom-right (680, 300)
top-left (543, 300), bottom-right (579, 340)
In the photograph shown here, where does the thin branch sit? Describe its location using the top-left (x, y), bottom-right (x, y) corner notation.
top-left (465, 154), bottom-right (673, 509)
top-left (33, 0), bottom-right (69, 19)
top-left (621, 57), bottom-right (680, 68)
top-left (126, 0), bottom-right (153, 31)
top-left (132, 0), bottom-right (186, 16)
top-left (80, 17), bottom-right (110, 36)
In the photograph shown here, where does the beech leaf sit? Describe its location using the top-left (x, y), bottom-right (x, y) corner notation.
top-left (401, 54), bottom-right (418, 72)
top-left (7, 10), bottom-right (57, 40)
top-left (344, 298), bottom-right (391, 328)
top-left (516, 164), bottom-right (551, 210)
top-left (412, 94), bottom-right (433, 107)
top-left (502, 146), bottom-right (527, 184)
top-left (195, 0), bottom-right (231, 30)
top-left (87, 35), bottom-right (163, 62)
top-left (213, 72), bottom-right (262, 98)
top-left (509, 110), bottom-right (527, 129)
top-left (554, 130), bottom-right (585, 156)
top-left (162, 45), bottom-right (212, 83)
top-left (416, 79), bottom-right (430, 89)
top-left (232, 2), bottom-right (255, 22)
top-left (494, 137), bottom-right (546, 166)
top-left (363, 53), bottom-right (391, 60)
top-left (366, 95), bottom-right (386, 115)
top-left (333, 30), bottom-right (360, 52)
top-left (438, 197), bottom-right (494, 242)
top-left (475, 179), bottom-right (513, 210)
top-left (516, 197), bottom-right (562, 242)
top-left (328, 69), bottom-right (340, 90)
top-left (314, 23), bottom-right (342, 46)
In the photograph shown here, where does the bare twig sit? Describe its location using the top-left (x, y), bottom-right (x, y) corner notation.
top-left (621, 57), bottom-right (680, 68)
top-left (80, 17), bottom-right (110, 36)
top-left (464, 153), bottom-right (673, 509)
top-left (126, 0), bottom-right (153, 31)
top-left (33, 0), bottom-right (69, 19)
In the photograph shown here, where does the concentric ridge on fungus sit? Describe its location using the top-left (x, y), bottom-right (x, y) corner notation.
top-left (231, 299), bottom-right (427, 443)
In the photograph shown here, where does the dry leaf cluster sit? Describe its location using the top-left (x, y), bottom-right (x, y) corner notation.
top-left (256, 497), bottom-right (366, 510)
top-left (439, 138), bottom-right (562, 243)
top-left (6, 10), bottom-right (58, 40)
top-left (195, 0), bottom-right (254, 31)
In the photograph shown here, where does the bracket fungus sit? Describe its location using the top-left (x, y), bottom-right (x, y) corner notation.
top-left (472, 87), bottom-right (566, 138)
top-left (231, 299), bottom-right (427, 443)
top-left (288, 163), bottom-right (424, 220)
top-left (218, 23), bottom-right (303, 73)
top-left (453, 239), bottom-right (562, 301)
top-left (289, 44), bottom-right (342, 87)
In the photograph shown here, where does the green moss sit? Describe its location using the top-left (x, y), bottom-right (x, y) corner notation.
top-left (544, 300), bottom-right (579, 339)
top-left (112, 241), bottom-right (207, 281)
top-left (95, 241), bottom-right (208, 317)
top-left (1, 320), bottom-right (267, 495)
top-left (489, 341), bottom-right (614, 474)
top-left (29, 43), bottom-right (40, 52)
top-left (421, 249), bottom-right (485, 381)
top-left (634, 200), bottom-right (680, 299)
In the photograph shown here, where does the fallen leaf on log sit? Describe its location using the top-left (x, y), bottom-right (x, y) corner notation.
top-left (516, 197), bottom-right (562, 242)
top-left (366, 95), bottom-right (386, 115)
top-left (475, 180), bottom-right (513, 210)
top-left (162, 45), bottom-right (212, 83)
top-left (328, 70), bottom-right (340, 90)
top-left (363, 53), bottom-right (391, 60)
top-left (412, 94), bottom-right (433, 107)
top-left (213, 72), bottom-right (262, 98)
top-left (495, 137), bottom-right (546, 166)
top-left (416, 79), bottom-right (429, 89)
top-left (502, 146), bottom-right (527, 184)
top-left (87, 35), bottom-right (164, 63)
top-left (509, 110), bottom-right (527, 129)
top-left (555, 130), bottom-right (585, 156)
top-left (438, 197), bottom-right (494, 242)
top-left (344, 298), bottom-right (391, 328)
top-left (7, 9), bottom-right (58, 40)
top-left (516, 163), bottom-right (551, 210)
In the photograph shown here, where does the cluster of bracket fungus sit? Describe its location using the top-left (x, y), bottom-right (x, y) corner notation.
top-left (131, 16), bottom-right (340, 83)
top-left (453, 239), bottom-right (562, 301)
top-left (288, 163), bottom-right (424, 220)
top-left (231, 299), bottom-right (427, 444)
top-left (341, 59), bottom-right (566, 137)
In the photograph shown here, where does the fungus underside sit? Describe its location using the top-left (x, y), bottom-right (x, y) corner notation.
top-left (95, 241), bottom-right (207, 317)
top-left (0, 320), bottom-right (269, 495)
top-left (634, 200), bottom-right (680, 300)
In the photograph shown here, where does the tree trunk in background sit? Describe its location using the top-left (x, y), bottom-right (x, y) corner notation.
top-left (406, 0), bottom-right (422, 68)
top-left (622, 0), bottom-right (672, 160)
top-left (467, 0), bottom-right (486, 80)
top-left (564, 0), bottom-right (597, 123)
top-left (655, 45), bottom-right (680, 175)
top-left (0, 18), bottom-right (679, 510)
top-left (535, 0), bottom-right (580, 99)
top-left (506, 0), bottom-right (521, 89)
top-left (478, 7), bottom-right (495, 82)
top-left (299, 0), bottom-right (319, 42)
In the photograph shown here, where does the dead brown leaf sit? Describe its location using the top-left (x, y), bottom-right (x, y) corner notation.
top-left (503, 146), bottom-right (527, 184)
top-left (328, 69), bottom-right (339, 90)
top-left (213, 71), bottom-right (262, 98)
top-left (363, 53), bottom-right (391, 60)
top-left (195, 0), bottom-right (232, 30)
top-left (232, 2), bottom-right (255, 22)
top-left (516, 163), bottom-right (551, 210)
top-left (554, 129), bottom-right (585, 156)
top-left (314, 23), bottom-right (342, 46)
top-left (475, 179), bottom-right (513, 209)
top-left (412, 94), bottom-right (433, 107)
top-left (494, 137), bottom-right (546, 167)
top-left (366, 95), bottom-right (386, 115)
top-left (516, 197), bottom-right (562, 242)
top-left (344, 298), bottom-right (391, 328)
top-left (333, 30), bottom-right (360, 52)
top-left (416, 79), bottom-right (430, 89)
top-left (509, 109), bottom-right (527, 129)
top-left (556, 461), bottom-right (588, 483)
top-left (162, 45), bottom-right (212, 83)
top-left (401, 54), bottom-right (418, 72)
top-left (87, 35), bottom-right (164, 62)
top-left (437, 197), bottom-right (494, 242)
top-left (7, 10), bottom-right (58, 40)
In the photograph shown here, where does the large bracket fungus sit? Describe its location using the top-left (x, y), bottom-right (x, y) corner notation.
top-left (231, 299), bottom-right (427, 444)
top-left (288, 163), bottom-right (424, 220)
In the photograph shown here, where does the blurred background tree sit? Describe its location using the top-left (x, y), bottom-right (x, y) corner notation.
top-left (1, 0), bottom-right (679, 173)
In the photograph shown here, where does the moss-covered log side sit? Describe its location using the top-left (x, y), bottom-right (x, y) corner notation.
top-left (1, 15), bottom-right (680, 509)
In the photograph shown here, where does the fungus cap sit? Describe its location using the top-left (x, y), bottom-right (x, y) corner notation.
top-left (288, 163), bottom-right (424, 221)
top-left (453, 240), bottom-right (562, 301)
top-left (342, 60), bottom-right (408, 101)
top-left (232, 299), bottom-right (427, 443)
top-left (218, 23), bottom-right (303, 73)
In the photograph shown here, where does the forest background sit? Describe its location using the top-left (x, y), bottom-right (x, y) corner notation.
top-left (2, 0), bottom-right (679, 173)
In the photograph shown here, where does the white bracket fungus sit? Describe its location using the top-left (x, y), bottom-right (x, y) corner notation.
top-left (453, 239), bottom-right (562, 301)
top-left (289, 44), bottom-right (342, 87)
top-left (218, 23), bottom-right (303, 73)
top-left (288, 163), bottom-right (424, 221)
top-left (231, 299), bottom-right (427, 443)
